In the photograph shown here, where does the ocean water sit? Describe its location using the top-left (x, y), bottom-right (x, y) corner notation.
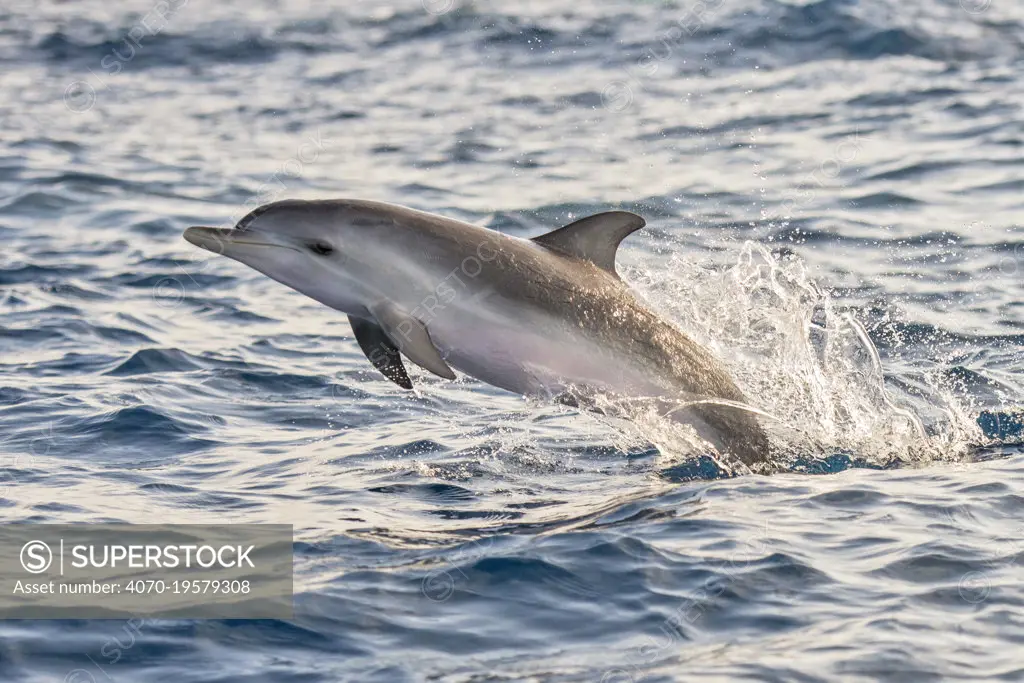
top-left (1, 0), bottom-right (1023, 680)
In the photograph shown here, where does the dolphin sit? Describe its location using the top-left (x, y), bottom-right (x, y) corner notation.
top-left (183, 199), bottom-right (771, 466)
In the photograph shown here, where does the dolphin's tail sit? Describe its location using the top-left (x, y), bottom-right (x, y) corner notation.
top-left (691, 403), bottom-right (773, 468)
top-left (566, 389), bottom-right (774, 467)
top-left (653, 394), bottom-right (773, 468)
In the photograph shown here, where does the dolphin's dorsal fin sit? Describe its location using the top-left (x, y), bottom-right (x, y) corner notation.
top-left (531, 211), bottom-right (646, 277)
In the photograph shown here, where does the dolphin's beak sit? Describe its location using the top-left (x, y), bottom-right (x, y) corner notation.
top-left (183, 226), bottom-right (296, 256)
top-left (183, 226), bottom-right (233, 254)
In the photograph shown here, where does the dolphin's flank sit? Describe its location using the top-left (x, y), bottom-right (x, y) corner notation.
top-left (183, 199), bottom-right (771, 466)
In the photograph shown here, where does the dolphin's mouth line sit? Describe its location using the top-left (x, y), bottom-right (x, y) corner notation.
top-left (223, 240), bottom-right (301, 252)
top-left (184, 227), bottom-right (303, 254)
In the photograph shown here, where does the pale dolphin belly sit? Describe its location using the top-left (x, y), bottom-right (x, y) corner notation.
top-left (427, 300), bottom-right (661, 400)
top-left (423, 287), bottom-right (772, 467)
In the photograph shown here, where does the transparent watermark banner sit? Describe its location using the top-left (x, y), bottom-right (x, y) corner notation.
top-left (0, 525), bottom-right (292, 619)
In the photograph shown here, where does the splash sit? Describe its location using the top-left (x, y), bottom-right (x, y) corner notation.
top-left (623, 241), bottom-right (985, 469)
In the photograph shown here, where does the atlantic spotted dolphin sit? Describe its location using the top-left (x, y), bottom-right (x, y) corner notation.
top-left (184, 200), bottom-right (771, 465)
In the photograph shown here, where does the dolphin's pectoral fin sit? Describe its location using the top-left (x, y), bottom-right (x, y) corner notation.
top-left (531, 210), bottom-right (646, 277)
top-left (368, 302), bottom-right (457, 381)
top-left (348, 315), bottom-right (414, 390)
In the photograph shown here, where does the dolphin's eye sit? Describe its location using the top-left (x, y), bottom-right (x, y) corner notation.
top-left (309, 241), bottom-right (334, 256)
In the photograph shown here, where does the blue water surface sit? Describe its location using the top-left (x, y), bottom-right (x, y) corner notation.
top-left (1, 0), bottom-right (1023, 680)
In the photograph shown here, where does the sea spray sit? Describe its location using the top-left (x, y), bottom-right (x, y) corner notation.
top-left (625, 240), bottom-right (985, 467)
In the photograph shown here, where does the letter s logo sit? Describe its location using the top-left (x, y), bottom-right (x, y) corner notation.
top-left (20, 540), bottom-right (53, 574)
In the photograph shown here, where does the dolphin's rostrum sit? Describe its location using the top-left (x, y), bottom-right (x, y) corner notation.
top-left (184, 199), bottom-right (771, 466)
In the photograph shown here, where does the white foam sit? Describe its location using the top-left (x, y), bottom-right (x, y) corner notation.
top-left (622, 240), bottom-right (985, 467)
